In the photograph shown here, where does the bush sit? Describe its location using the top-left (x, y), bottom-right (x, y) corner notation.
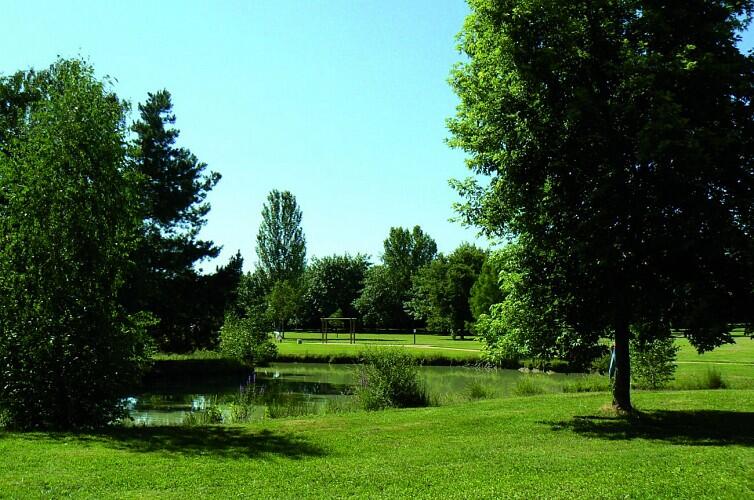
top-left (590, 352), bottom-right (612, 375)
top-left (181, 397), bottom-right (223, 426)
top-left (561, 374), bottom-right (611, 393)
top-left (219, 314), bottom-right (278, 366)
top-left (512, 376), bottom-right (547, 396)
top-left (701, 369), bottom-right (728, 389)
top-left (630, 337), bottom-right (679, 389)
top-left (474, 308), bottom-right (526, 368)
top-left (356, 349), bottom-right (430, 410)
top-left (466, 380), bottom-right (494, 400)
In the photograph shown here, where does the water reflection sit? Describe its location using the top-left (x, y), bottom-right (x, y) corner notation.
top-left (127, 362), bottom-right (589, 425)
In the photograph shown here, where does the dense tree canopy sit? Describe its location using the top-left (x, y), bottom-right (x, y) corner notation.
top-left (302, 254), bottom-right (370, 326)
top-left (449, 0), bottom-right (754, 409)
top-left (0, 59), bottom-right (151, 428)
top-left (406, 244), bottom-right (486, 337)
top-left (353, 265), bottom-right (405, 328)
top-left (382, 226), bottom-right (438, 290)
top-left (355, 226), bottom-right (437, 328)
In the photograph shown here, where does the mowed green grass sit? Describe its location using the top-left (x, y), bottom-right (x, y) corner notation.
top-left (281, 331), bottom-right (482, 349)
top-left (1, 390), bottom-right (752, 498)
top-left (276, 332), bottom-right (482, 364)
top-left (674, 336), bottom-right (754, 389)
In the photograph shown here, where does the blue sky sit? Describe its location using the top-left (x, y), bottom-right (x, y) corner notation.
top-left (3, 2), bottom-right (753, 272)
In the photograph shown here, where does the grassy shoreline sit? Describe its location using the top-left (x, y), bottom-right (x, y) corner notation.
top-left (1, 390), bottom-right (752, 498)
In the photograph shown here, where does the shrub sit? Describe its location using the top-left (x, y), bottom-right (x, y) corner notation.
top-left (355, 348), bottom-right (430, 410)
top-left (630, 337), bottom-right (679, 389)
top-left (512, 376), bottom-right (547, 396)
top-left (697, 368), bottom-right (728, 390)
top-left (182, 399), bottom-right (223, 426)
top-left (590, 352), bottom-right (612, 375)
top-left (474, 308), bottom-right (526, 368)
top-left (466, 380), bottom-right (494, 400)
top-left (561, 375), bottom-right (611, 393)
top-left (219, 314), bottom-right (278, 366)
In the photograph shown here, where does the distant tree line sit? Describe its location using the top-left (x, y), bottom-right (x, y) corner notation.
top-left (231, 192), bottom-right (502, 340)
top-left (0, 58), bottom-right (500, 429)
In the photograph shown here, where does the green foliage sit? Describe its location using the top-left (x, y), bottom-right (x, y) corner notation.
top-left (266, 279), bottom-right (302, 332)
top-left (181, 397), bottom-right (223, 426)
top-left (0, 59), bottom-right (151, 428)
top-left (301, 253), bottom-right (369, 325)
top-left (353, 265), bottom-right (404, 327)
top-left (691, 369), bottom-right (728, 390)
top-left (355, 349), bottom-right (430, 410)
top-left (561, 375), bottom-right (611, 394)
top-left (406, 243), bottom-right (486, 337)
top-left (630, 337), bottom-right (679, 389)
top-left (466, 380), bottom-right (494, 400)
top-left (256, 189), bottom-right (306, 286)
top-left (448, 1), bottom-right (754, 408)
top-left (124, 89), bottom-right (223, 353)
top-left (512, 376), bottom-right (547, 396)
top-left (234, 268), bottom-right (270, 318)
top-left (219, 315), bottom-right (278, 367)
top-left (469, 251), bottom-right (505, 320)
top-left (355, 226), bottom-right (436, 328)
top-left (472, 244), bottom-right (542, 366)
top-left (382, 226), bottom-right (438, 288)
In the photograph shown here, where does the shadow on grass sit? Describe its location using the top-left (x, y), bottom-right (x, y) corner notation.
top-left (13, 426), bottom-right (326, 459)
top-left (545, 410), bottom-right (754, 447)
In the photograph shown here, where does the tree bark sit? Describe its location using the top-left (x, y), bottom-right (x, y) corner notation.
top-left (612, 314), bottom-right (632, 412)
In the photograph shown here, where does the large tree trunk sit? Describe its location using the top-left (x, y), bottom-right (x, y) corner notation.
top-left (612, 314), bottom-right (632, 412)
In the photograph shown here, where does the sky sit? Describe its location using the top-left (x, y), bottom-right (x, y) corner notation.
top-left (2, 2), bottom-right (753, 272)
top-left (2, 0), bottom-right (478, 272)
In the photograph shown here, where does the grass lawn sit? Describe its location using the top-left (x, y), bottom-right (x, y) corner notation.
top-left (282, 331), bottom-right (482, 349)
top-left (1, 390), bottom-right (752, 498)
top-left (275, 332), bottom-right (482, 364)
top-left (674, 336), bottom-right (754, 389)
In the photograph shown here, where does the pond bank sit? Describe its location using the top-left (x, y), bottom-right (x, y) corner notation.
top-left (4, 390), bottom-right (753, 498)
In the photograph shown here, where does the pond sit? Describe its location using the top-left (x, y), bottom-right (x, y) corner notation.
top-left (126, 362), bottom-right (594, 425)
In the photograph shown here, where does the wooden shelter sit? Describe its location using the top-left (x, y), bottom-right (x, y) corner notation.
top-left (320, 317), bottom-right (357, 344)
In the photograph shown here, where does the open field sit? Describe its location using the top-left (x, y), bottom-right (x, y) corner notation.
top-left (155, 333), bottom-right (753, 378)
top-left (674, 336), bottom-right (754, 389)
top-left (1, 390), bottom-right (752, 498)
top-left (275, 332), bottom-right (483, 364)
top-left (281, 331), bottom-right (483, 349)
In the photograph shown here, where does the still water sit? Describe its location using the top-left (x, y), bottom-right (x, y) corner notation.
top-left (127, 362), bottom-right (584, 425)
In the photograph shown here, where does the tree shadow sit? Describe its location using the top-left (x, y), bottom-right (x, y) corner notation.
top-left (12, 426), bottom-right (326, 459)
top-left (544, 409), bottom-right (754, 447)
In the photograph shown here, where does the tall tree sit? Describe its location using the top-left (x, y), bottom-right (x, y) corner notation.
top-left (256, 189), bottom-right (306, 286)
top-left (0, 59), bottom-right (151, 428)
top-left (448, 0), bottom-right (754, 410)
top-left (125, 90), bottom-right (221, 351)
top-left (382, 226), bottom-right (438, 290)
